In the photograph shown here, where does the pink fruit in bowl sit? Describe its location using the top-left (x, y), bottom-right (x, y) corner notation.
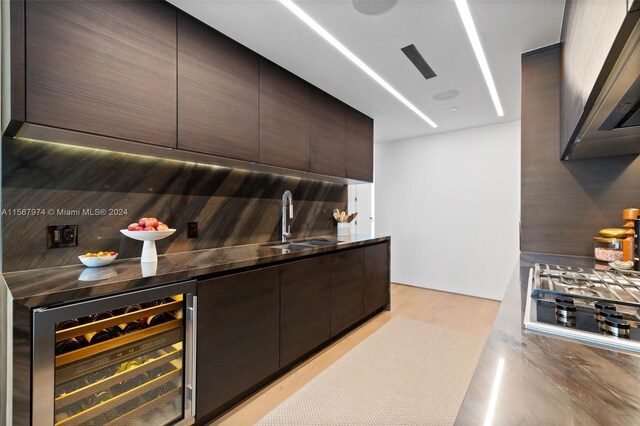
top-left (126, 217), bottom-right (171, 232)
top-left (145, 217), bottom-right (159, 228)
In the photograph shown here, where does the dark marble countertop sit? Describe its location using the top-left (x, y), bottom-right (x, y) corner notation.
top-left (455, 252), bottom-right (640, 425)
top-left (2, 234), bottom-right (389, 308)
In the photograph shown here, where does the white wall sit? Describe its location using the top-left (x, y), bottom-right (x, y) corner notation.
top-left (347, 183), bottom-right (374, 236)
top-left (375, 121), bottom-right (520, 301)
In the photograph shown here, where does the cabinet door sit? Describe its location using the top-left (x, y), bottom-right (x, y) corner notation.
top-left (26, 1), bottom-right (177, 147)
top-left (331, 249), bottom-right (365, 336)
top-left (259, 60), bottom-right (310, 171)
top-left (177, 14), bottom-right (259, 161)
top-left (346, 107), bottom-right (374, 181)
top-left (364, 243), bottom-right (390, 315)
top-left (196, 267), bottom-right (279, 421)
top-left (310, 89), bottom-right (346, 177)
top-left (280, 255), bottom-right (332, 367)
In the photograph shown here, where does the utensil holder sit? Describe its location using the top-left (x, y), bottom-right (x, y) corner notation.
top-left (337, 222), bottom-right (351, 236)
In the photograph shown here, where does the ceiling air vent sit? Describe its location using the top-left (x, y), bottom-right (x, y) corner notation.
top-left (401, 44), bottom-right (436, 80)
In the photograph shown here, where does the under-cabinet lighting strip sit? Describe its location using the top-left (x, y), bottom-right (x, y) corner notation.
top-left (276, 0), bottom-right (438, 128)
top-left (454, 0), bottom-right (504, 117)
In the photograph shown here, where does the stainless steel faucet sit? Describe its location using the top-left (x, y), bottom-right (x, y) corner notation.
top-left (281, 190), bottom-right (293, 242)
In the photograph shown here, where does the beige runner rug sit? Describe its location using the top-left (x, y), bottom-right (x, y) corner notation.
top-left (256, 316), bottom-right (485, 426)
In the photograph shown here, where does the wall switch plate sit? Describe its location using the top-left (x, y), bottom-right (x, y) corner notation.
top-left (187, 222), bottom-right (198, 239)
top-left (48, 225), bottom-right (78, 248)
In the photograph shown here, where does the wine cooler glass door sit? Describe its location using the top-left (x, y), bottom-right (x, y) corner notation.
top-left (32, 280), bottom-right (197, 426)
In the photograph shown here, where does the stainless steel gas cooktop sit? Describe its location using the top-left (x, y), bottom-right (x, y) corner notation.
top-left (524, 263), bottom-right (640, 353)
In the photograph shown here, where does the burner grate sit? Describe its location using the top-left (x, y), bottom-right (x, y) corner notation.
top-left (525, 266), bottom-right (640, 353)
top-left (533, 263), bottom-right (640, 307)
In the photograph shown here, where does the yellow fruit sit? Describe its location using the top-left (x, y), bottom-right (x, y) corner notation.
top-left (84, 252), bottom-right (92, 257)
top-left (97, 252), bottom-right (104, 257)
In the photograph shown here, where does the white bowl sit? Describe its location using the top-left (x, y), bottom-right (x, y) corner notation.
top-left (78, 254), bottom-right (118, 267)
top-left (120, 229), bottom-right (176, 262)
top-left (120, 229), bottom-right (176, 241)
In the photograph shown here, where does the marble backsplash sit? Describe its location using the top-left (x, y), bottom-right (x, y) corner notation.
top-left (2, 139), bottom-right (347, 272)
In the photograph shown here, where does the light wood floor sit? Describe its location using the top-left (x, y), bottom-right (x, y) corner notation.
top-left (209, 283), bottom-right (500, 425)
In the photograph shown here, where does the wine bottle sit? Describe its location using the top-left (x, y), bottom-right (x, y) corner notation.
top-left (146, 312), bottom-right (175, 327)
top-left (84, 311), bottom-right (116, 344)
top-left (55, 338), bottom-right (81, 355)
top-left (55, 318), bottom-right (81, 355)
top-left (118, 304), bottom-right (144, 334)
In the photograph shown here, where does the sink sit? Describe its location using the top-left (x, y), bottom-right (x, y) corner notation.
top-left (262, 239), bottom-right (343, 251)
top-left (264, 243), bottom-right (314, 251)
top-left (298, 239), bottom-right (343, 246)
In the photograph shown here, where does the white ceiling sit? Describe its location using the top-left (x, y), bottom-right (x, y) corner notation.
top-left (169, 0), bottom-right (565, 143)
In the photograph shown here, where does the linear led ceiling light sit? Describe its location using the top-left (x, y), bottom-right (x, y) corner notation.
top-left (454, 0), bottom-right (504, 117)
top-left (276, 0), bottom-right (438, 128)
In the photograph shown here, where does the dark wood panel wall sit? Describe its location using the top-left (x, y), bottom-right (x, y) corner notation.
top-left (2, 139), bottom-right (347, 271)
top-left (521, 45), bottom-right (640, 256)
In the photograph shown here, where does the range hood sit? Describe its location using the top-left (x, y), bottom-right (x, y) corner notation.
top-left (563, 13), bottom-right (640, 160)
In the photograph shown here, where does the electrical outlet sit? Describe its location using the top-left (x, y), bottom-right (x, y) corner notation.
top-left (48, 225), bottom-right (78, 248)
top-left (187, 222), bottom-right (198, 239)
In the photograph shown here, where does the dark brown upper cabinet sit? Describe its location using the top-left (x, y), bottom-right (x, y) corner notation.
top-left (346, 107), bottom-right (374, 181)
top-left (259, 60), bottom-right (311, 171)
top-left (177, 14), bottom-right (259, 162)
top-left (25, 1), bottom-right (177, 147)
top-left (310, 88), bottom-right (347, 177)
top-left (5, 1), bottom-right (374, 183)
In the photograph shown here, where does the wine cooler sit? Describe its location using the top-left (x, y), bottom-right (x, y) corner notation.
top-left (32, 280), bottom-right (197, 425)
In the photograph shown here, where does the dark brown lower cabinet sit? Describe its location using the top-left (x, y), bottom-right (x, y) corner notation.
top-left (196, 267), bottom-right (280, 422)
top-left (280, 256), bottom-right (332, 367)
top-left (195, 242), bottom-right (389, 423)
top-left (330, 249), bottom-right (365, 336)
top-left (364, 242), bottom-right (390, 315)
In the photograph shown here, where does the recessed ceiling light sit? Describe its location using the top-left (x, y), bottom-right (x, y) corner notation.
top-left (454, 0), bottom-right (504, 117)
top-left (433, 89), bottom-right (460, 101)
top-left (276, 0), bottom-right (437, 128)
top-left (451, 106), bottom-right (459, 112)
top-left (352, 0), bottom-right (397, 16)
